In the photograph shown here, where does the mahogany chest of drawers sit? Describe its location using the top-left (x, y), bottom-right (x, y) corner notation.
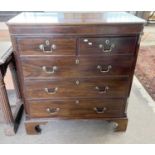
top-left (7, 12), bottom-right (145, 135)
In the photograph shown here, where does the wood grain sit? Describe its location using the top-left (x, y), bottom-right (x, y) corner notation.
top-left (79, 37), bottom-right (137, 55)
top-left (21, 55), bottom-right (134, 79)
top-left (17, 37), bottom-right (76, 55)
top-left (8, 24), bottom-right (144, 35)
top-left (28, 98), bottom-right (126, 118)
top-left (24, 77), bottom-right (130, 99)
top-left (7, 12), bottom-right (145, 134)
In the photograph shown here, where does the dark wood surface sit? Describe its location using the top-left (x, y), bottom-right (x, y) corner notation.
top-left (79, 37), bottom-right (137, 55)
top-left (7, 12), bottom-right (145, 25)
top-left (15, 36), bottom-right (138, 56)
top-left (28, 98), bottom-right (126, 118)
top-left (17, 37), bottom-right (76, 55)
top-left (24, 77), bottom-right (130, 99)
top-left (7, 12), bottom-right (145, 35)
top-left (7, 12), bottom-right (145, 134)
top-left (21, 55), bottom-right (134, 79)
top-left (8, 24), bottom-right (144, 35)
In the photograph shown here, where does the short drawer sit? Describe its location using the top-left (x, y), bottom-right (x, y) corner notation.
top-left (21, 55), bottom-right (133, 79)
top-left (17, 37), bottom-right (76, 55)
top-left (79, 37), bottom-right (137, 55)
top-left (28, 98), bottom-right (126, 118)
top-left (24, 77), bottom-right (130, 99)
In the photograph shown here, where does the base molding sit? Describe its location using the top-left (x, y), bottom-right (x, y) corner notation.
top-left (25, 117), bottom-right (128, 135)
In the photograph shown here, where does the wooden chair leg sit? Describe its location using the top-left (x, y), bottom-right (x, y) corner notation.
top-left (9, 61), bottom-right (22, 102)
top-left (0, 65), bottom-right (23, 136)
top-left (0, 71), bottom-right (15, 136)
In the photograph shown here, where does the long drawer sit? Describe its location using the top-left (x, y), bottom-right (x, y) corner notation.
top-left (21, 55), bottom-right (133, 79)
top-left (17, 37), bottom-right (76, 55)
top-left (79, 37), bottom-right (137, 55)
top-left (28, 98), bottom-right (126, 118)
top-left (24, 77), bottom-right (130, 99)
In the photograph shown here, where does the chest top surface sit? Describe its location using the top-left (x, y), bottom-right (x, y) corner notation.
top-left (7, 12), bottom-right (145, 25)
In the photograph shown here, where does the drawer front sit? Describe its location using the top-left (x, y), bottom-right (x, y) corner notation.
top-left (24, 77), bottom-right (130, 99)
top-left (28, 98), bottom-right (126, 118)
top-left (21, 55), bottom-right (133, 79)
top-left (17, 37), bottom-right (76, 55)
top-left (79, 37), bottom-right (137, 55)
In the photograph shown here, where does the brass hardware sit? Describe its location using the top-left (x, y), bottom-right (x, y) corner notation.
top-left (95, 86), bottom-right (109, 94)
top-left (99, 44), bottom-right (103, 49)
top-left (97, 65), bottom-right (112, 73)
top-left (45, 40), bottom-right (50, 45)
top-left (98, 43), bottom-right (115, 52)
top-left (93, 107), bottom-right (107, 113)
top-left (75, 100), bottom-right (80, 104)
top-left (42, 66), bottom-right (58, 74)
top-left (39, 40), bottom-right (56, 53)
top-left (46, 108), bottom-right (60, 114)
top-left (105, 39), bottom-right (110, 44)
top-left (75, 80), bottom-right (80, 85)
top-left (83, 39), bottom-right (88, 42)
top-left (75, 58), bottom-right (80, 64)
top-left (88, 42), bottom-right (92, 46)
top-left (103, 43), bottom-right (115, 52)
top-left (39, 44), bottom-right (44, 50)
top-left (51, 44), bottom-right (56, 50)
top-left (44, 87), bottom-right (58, 94)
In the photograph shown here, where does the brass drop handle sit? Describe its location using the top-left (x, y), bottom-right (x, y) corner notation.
top-left (42, 66), bottom-right (58, 74)
top-left (39, 40), bottom-right (56, 53)
top-left (97, 65), bottom-right (112, 73)
top-left (99, 43), bottom-right (115, 52)
top-left (94, 107), bottom-right (107, 113)
top-left (95, 86), bottom-right (109, 94)
top-left (46, 108), bottom-right (60, 114)
top-left (44, 87), bottom-right (58, 94)
top-left (98, 39), bottom-right (115, 53)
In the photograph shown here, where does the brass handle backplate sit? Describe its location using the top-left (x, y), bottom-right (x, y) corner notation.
top-left (95, 86), bottom-right (109, 94)
top-left (39, 40), bottom-right (56, 53)
top-left (99, 44), bottom-right (115, 52)
top-left (42, 66), bottom-right (58, 74)
top-left (93, 107), bottom-right (107, 113)
top-left (97, 65), bottom-right (112, 73)
top-left (98, 39), bottom-right (115, 53)
top-left (46, 108), bottom-right (60, 114)
top-left (44, 87), bottom-right (58, 94)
